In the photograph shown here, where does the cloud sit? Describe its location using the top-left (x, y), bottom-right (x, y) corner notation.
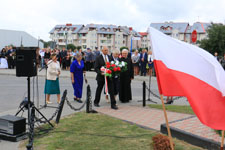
top-left (0, 0), bottom-right (224, 41)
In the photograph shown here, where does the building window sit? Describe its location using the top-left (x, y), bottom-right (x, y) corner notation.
top-left (101, 40), bottom-right (106, 43)
top-left (83, 45), bottom-right (87, 49)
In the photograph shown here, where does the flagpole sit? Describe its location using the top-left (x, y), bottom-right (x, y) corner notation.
top-left (160, 95), bottom-right (174, 150)
top-left (221, 130), bottom-right (224, 150)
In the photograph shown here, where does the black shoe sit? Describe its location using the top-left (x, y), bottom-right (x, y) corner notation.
top-left (74, 97), bottom-right (77, 101)
top-left (94, 103), bottom-right (100, 107)
top-left (111, 105), bottom-right (118, 110)
top-left (77, 99), bottom-right (83, 103)
top-left (165, 100), bottom-right (173, 104)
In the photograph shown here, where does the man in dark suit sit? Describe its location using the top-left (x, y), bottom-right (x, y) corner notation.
top-left (94, 46), bottom-right (118, 110)
top-left (60, 47), bottom-right (67, 70)
top-left (140, 49), bottom-right (148, 76)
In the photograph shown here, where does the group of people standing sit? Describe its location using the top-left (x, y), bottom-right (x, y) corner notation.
top-left (0, 46), bottom-right (16, 69)
top-left (93, 46), bottom-right (134, 110)
top-left (44, 51), bottom-right (86, 104)
top-left (44, 46), bottom-right (134, 110)
top-left (131, 49), bottom-right (154, 77)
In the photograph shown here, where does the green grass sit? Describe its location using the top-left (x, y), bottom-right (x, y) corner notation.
top-left (149, 104), bottom-right (195, 115)
top-left (20, 112), bottom-right (202, 150)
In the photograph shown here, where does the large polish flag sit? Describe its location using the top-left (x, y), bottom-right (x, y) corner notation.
top-left (149, 27), bottom-right (225, 130)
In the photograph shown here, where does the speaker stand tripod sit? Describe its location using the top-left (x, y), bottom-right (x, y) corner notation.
top-left (15, 77), bottom-right (54, 150)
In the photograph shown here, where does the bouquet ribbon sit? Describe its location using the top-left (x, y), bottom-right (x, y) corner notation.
top-left (101, 67), bottom-right (109, 95)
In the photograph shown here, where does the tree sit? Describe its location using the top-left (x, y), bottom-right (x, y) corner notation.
top-left (39, 39), bottom-right (51, 48)
top-left (199, 24), bottom-right (225, 55)
top-left (120, 46), bottom-right (128, 51)
top-left (67, 44), bottom-right (76, 51)
top-left (76, 46), bottom-right (82, 50)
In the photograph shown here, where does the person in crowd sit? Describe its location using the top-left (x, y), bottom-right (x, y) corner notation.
top-left (5, 46), bottom-right (9, 51)
top-left (119, 49), bottom-right (134, 103)
top-left (165, 96), bottom-right (173, 104)
top-left (60, 47), bottom-right (67, 70)
top-left (94, 46), bottom-right (118, 110)
top-left (55, 49), bottom-right (60, 62)
top-left (72, 49), bottom-right (77, 61)
top-left (70, 53), bottom-right (85, 103)
top-left (131, 50), bottom-right (140, 76)
top-left (44, 48), bottom-right (51, 65)
top-left (78, 49), bottom-right (85, 62)
top-left (214, 52), bottom-right (220, 61)
top-left (0, 54), bottom-right (8, 69)
top-left (6, 46), bottom-right (15, 69)
top-left (39, 48), bottom-right (45, 68)
top-left (1, 48), bottom-right (7, 56)
top-left (93, 47), bottom-right (101, 64)
top-left (36, 48), bottom-right (41, 68)
top-left (44, 53), bottom-right (61, 104)
top-left (85, 48), bottom-right (94, 71)
top-left (65, 49), bottom-right (72, 70)
top-left (140, 49), bottom-right (148, 76)
top-left (147, 50), bottom-right (154, 76)
top-left (221, 54), bottom-right (225, 70)
top-left (111, 49), bottom-right (120, 101)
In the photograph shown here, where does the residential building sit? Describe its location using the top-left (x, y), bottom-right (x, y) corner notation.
top-left (138, 32), bottom-right (150, 49)
top-left (150, 22), bottom-right (211, 44)
top-left (0, 29), bottom-right (43, 49)
top-left (49, 23), bottom-right (141, 51)
top-left (49, 24), bottom-right (84, 48)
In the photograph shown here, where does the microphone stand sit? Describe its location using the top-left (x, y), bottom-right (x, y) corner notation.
top-left (39, 60), bottom-right (58, 109)
top-left (146, 71), bottom-right (157, 103)
top-left (138, 65), bottom-right (157, 104)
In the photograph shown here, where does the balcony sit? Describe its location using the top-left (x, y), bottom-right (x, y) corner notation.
top-left (58, 42), bottom-right (66, 46)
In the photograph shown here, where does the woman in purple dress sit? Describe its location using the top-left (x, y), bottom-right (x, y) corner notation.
top-left (70, 53), bottom-right (85, 103)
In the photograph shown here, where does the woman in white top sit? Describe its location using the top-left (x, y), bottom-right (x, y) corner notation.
top-left (44, 53), bottom-right (61, 104)
top-left (147, 50), bottom-right (154, 76)
top-left (131, 50), bottom-right (140, 76)
top-left (0, 54), bottom-right (8, 69)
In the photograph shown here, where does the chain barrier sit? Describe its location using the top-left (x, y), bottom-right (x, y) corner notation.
top-left (35, 101), bottom-right (62, 124)
top-left (148, 88), bottom-right (184, 101)
top-left (66, 97), bottom-right (87, 111)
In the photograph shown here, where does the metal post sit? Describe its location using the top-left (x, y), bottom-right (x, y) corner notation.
top-left (86, 93), bottom-right (90, 113)
top-left (26, 77), bottom-right (32, 150)
top-left (143, 81), bottom-right (146, 107)
top-left (56, 90), bottom-right (67, 124)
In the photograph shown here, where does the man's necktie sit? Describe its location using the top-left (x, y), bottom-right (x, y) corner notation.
top-left (104, 55), bottom-right (108, 63)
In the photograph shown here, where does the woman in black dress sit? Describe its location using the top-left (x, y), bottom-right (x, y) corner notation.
top-left (119, 49), bottom-right (134, 103)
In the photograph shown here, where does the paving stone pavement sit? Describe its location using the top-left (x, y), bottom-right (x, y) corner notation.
top-left (169, 116), bottom-right (222, 143)
top-left (96, 105), bottom-right (222, 144)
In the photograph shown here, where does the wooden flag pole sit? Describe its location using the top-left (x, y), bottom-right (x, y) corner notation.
top-left (160, 95), bottom-right (174, 150)
top-left (221, 130), bottom-right (225, 150)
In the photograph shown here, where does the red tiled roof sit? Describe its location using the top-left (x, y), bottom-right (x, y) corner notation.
top-left (138, 32), bottom-right (148, 36)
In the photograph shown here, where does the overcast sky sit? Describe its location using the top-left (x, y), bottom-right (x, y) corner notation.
top-left (0, 0), bottom-right (225, 41)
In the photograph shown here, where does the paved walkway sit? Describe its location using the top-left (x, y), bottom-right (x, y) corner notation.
top-left (96, 105), bottom-right (222, 144)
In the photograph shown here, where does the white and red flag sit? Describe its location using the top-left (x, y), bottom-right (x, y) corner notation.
top-left (149, 27), bottom-right (225, 130)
